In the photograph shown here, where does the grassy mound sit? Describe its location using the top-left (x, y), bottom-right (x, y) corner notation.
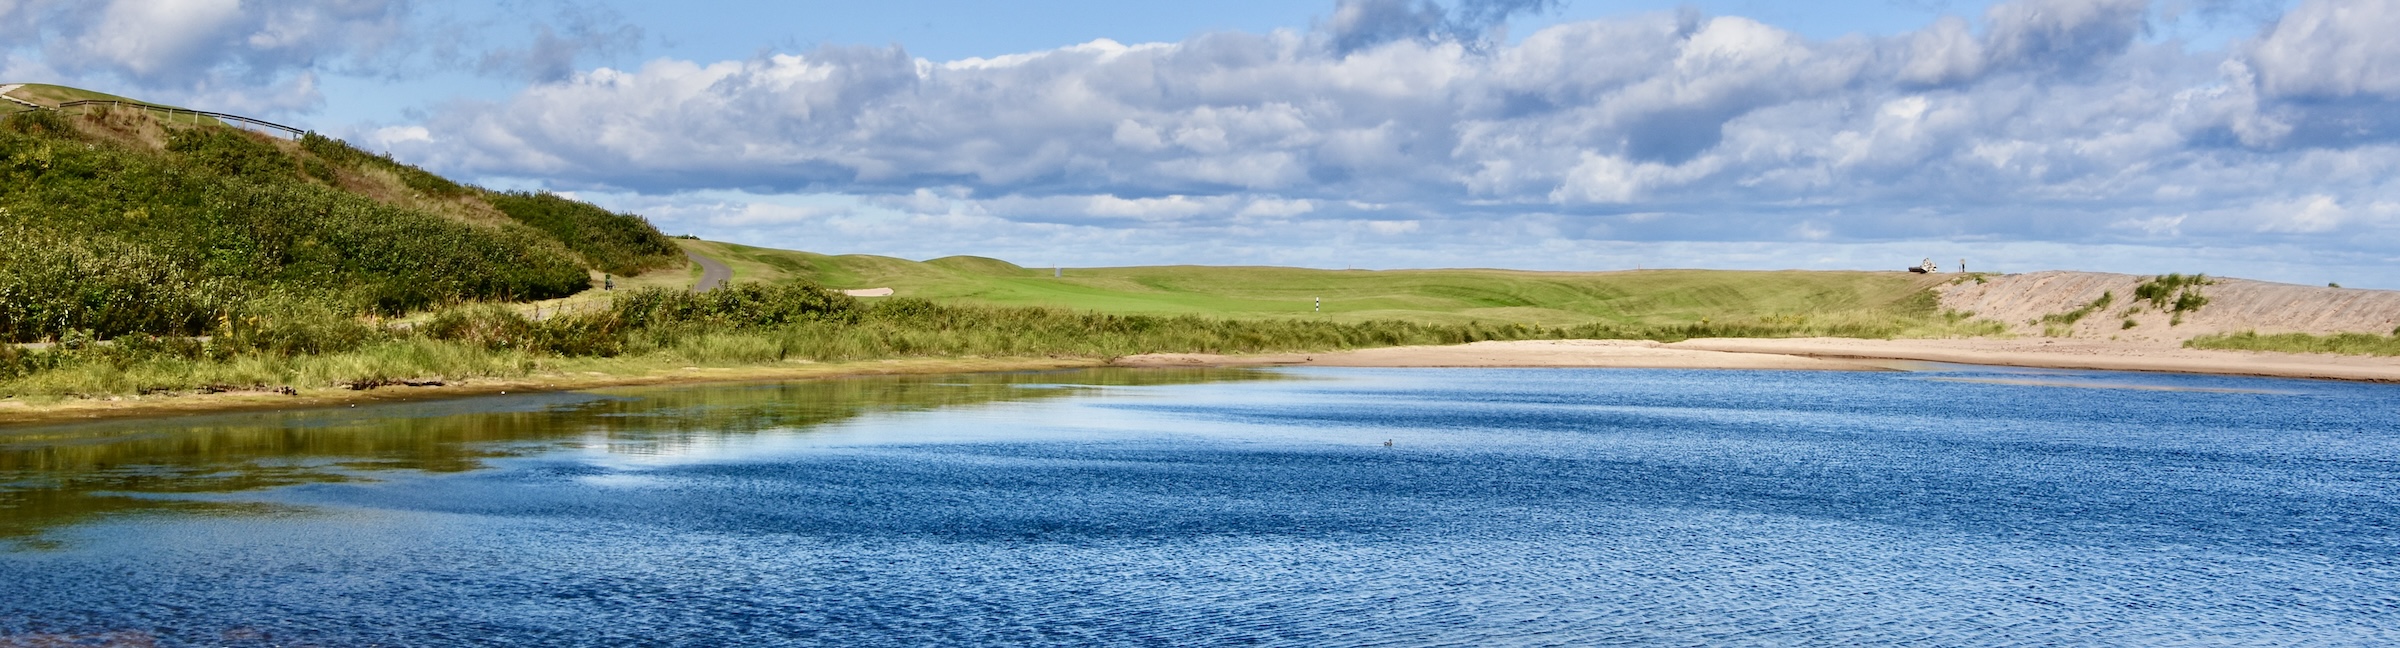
top-left (0, 99), bottom-right (680, 343)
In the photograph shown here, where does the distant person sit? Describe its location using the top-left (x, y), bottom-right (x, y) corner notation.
top-left (604, 274), bottom-right (614, 291)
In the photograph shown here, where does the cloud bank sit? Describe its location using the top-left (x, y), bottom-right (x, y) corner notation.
top-left (371, 0), bottom-right (2400, 280)
top-left (0, 0), bottom-right (642, 113)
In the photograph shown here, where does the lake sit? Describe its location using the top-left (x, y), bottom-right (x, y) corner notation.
top-left (3, 365), bottom-right (2397, 646)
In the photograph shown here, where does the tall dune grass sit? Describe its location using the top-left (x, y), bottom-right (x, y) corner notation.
top-left (2186, 331), bottom-right (2400, 356)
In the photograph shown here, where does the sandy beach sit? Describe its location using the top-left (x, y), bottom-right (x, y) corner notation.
top-left (1114, 338), bottom-right (2400, 383)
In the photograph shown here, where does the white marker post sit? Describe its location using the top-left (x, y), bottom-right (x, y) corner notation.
top-left (1315, 297), bottom-right (1321, 313)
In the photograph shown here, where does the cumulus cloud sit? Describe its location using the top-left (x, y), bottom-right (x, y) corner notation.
top-left (1980, 0), bottom-right (2148, 72)
top-left (0, 0), bottom-right (646, 115)
top-left (338, 0), bottom-right (2400, 282)
top-left (1321, 0), bottom-right (1560, 55)
top-left (0, 0), bottom-right (412, 111)
top-left (2247, 0), bottom-right (2400, 99)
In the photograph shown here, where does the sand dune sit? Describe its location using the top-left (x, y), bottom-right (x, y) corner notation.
top-left (1940, 271), bottom-right (2400, 343)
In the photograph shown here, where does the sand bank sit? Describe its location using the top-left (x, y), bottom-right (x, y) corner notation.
top-left (1116, 338), bottom-right (2400, 383)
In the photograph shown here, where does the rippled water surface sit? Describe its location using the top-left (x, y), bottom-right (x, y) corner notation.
top-left (3, 365), bottom-right (2398, 646)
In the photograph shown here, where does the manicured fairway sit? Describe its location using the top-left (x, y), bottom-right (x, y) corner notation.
top-left (680, 240), bottom-right (1954, 328)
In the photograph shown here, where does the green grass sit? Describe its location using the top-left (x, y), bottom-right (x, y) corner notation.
top-left (0, 91), bottom-right (680, 342)
top-left (2186, 331), bottom-right (2400, 356)
top-left (2, 83), bottom-right (169, 109)
top-left (681, 240), bottom-right (1970, 329)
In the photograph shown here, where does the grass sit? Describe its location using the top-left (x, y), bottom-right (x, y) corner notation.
top-left (2187, 331), bottom-right (2400, 356)
top-left (2038, 291), bottom-right (2114, 337)
top-left (679, 240), bottom-right (1972, 329)
top-left (2, 84), bottom-right (165, 108)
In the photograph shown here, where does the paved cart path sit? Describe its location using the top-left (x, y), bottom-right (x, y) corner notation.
top-left (687, 249), bottom-right (731, 292)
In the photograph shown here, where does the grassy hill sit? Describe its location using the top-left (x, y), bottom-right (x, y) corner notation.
top-left (0, 88), bottom-right (682, 343)
top-left (3, 83), bottom-right (158, 108)
top-left (680, 240), bottom-right (1960, 330)
top-left (0, 85), bottom-right (2010, 402)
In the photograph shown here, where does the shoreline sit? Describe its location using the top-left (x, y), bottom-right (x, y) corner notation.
top-left (1112, 338), bottom-right (2400, 383)
top-left (8, 337), bottom-right (2396, 427)
top-left (0, 357), bottom-right (1105, 429)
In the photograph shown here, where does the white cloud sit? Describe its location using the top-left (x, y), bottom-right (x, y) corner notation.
top-left (2248, 0), bottom-right (2400, 99)
top-left (76, 0), bottom-right (245, 78)
top-left (1896, 16), bottom-right (1984, 85)
top-left (373, 0), bottom-right (2400, 268)
top-left (1238, 198), bottom-right (1317, 218)
top-left (2254, 195), bottom-right (2347, 233)
top-left (2112, 214), bottom-right (2186, 237)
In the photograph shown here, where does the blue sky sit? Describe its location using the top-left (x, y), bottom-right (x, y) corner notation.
top-left (10, 0), bottom-right (2400, 287)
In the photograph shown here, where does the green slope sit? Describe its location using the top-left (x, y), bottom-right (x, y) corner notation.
top-left (680, 240), bottom-right (1958, 328)
top-left (3, 83), bottom-right (160, 108)
top-left (0, 86), bottom-right (683, 343)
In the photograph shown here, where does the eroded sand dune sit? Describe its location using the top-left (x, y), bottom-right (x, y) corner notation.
top-left (1939, 271), bottom-right (2400, 343)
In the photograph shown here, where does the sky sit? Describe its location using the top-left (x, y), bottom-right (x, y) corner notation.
top-left (7, 0), bottom-right (2399, 287)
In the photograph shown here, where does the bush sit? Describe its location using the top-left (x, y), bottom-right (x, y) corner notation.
top-left (166, 127), bottom-right (292, 181)
top-left (210, 299), bottom-right (385, 357)
top-left (486, 191), bottom-right (682, 276)
top-left (2134, 274), bottom-right (2212, 312)
top-left (611, 284), bottom-right (861, 330)
top-left (423, 305), bottom-right (629, 357)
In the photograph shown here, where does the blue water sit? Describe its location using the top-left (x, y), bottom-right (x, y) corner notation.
top-left (3, 365), bottom-right (2399, 646)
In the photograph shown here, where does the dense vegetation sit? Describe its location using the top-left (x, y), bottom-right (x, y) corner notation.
top-left (485, 191), bottom-right (682, 276)
top-left (0, 106), bottom-right (678, 343)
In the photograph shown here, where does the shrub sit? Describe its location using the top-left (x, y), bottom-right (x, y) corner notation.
top-left (166, 127), bottom-right (292, 181)
top-left (2133, 274), bottom-right (2212, 312)
top-left (210, 299), bottom-right (385, 357)
top-left (486, 191), bottom-right (681, 276)
top-left (611, 283), bottom-right (861, 330)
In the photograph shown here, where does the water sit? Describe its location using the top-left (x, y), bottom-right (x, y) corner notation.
top-left (2, 365), bottom-right (2397, 646)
